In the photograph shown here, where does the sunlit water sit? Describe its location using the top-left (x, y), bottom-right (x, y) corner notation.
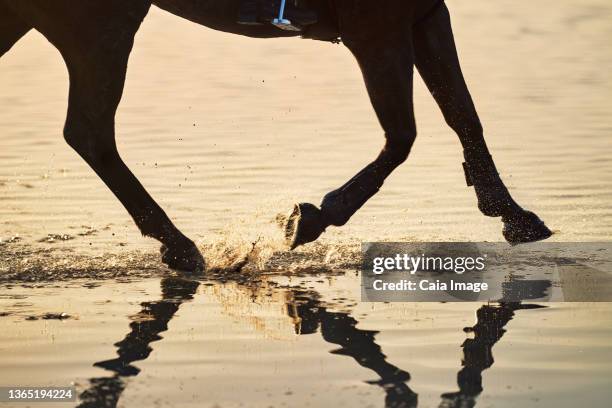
top-left (1, 0), bottom-right (611, 406)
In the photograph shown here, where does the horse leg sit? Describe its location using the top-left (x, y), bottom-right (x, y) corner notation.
top-left (64, 61), bottom-right (204, 271)
top-left (28, 2), bottom-right (204, 271)
top-left (413, 3), bottom-right (551, 244)
top-left (0, 2), bottom-right (31, 57)
top-left (283, 39), bottom-right (416, 249)
top-left (64, 72), bottom-right (204, 272)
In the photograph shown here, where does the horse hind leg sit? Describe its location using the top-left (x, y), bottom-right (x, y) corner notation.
top-left (33, 2), bottom-right (204, 271)
top-left (0, 3), bottom-right (31, 58)
top-left (282, 39), bottom-right (417, 249)
top-left (413, 3), bottom-right (552, 244)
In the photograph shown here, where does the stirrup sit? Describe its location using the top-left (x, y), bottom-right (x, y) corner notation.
top-left (272, 17), bottom-right (302, 31)
top-left (272, 0), bottom-right (303, 31)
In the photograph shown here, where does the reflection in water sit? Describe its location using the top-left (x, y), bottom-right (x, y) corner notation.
top-left (77, 277), bottom-right (200, 408)
top-left (439, 303), bottom-right (546, 408)
top-left (77, 276), bottom-right (546, 408)
top-left (286, 291), bottom-right (546, 408)
top-left (288, 291), bottom-right (418, 407)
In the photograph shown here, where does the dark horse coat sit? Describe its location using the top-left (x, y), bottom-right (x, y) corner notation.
top-left (0, 0), bottom-right (551, 271)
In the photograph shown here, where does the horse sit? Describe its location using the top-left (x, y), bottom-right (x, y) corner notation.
top-left (0, 0), bottom-right (552, 272)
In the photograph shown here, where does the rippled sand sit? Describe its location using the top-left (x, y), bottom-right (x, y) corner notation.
top-left (1, 0), bottom-right (611, 407)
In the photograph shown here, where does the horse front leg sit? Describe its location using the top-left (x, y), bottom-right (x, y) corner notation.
top-left (29, 1), bottom-right (204, 271)
top-left (413, 3), bottom-right (552, 244)
top-left (283, 39), bottom-right (416, 249)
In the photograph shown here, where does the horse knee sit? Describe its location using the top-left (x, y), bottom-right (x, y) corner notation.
top-left (64, 118), bottom-right (117, 167)
top-left (382, 132), bottom-right (416, 165)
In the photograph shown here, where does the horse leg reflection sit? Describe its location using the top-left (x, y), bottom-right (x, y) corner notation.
top-left (77, 277), bottom-right (200, 408)
top-left (439, 303), bottom-right (546, 408)
top-left (288, 291), bottom-right (418, 408)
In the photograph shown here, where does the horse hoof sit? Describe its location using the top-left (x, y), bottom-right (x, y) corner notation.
top-left (502, 210), bottom-right (552, 245)
top-left (160, 240), bottom-right (205, 272)
top-left (283, 203), bottom-right (327, 250)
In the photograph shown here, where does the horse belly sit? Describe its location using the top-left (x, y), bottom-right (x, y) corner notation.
top-left (152, 0), bottom-right (298, 38)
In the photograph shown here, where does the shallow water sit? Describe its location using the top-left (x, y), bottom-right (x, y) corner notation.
top-left (2, 276), bottom-right (612, 408)
top-left (1, 0), bottom-right (612, 406)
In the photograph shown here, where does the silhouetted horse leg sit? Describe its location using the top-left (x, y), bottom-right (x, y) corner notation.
top-left (0, 3), bottom-right (31, 57)
top-left (283, 40), bottom-right (416, 249)
top-left (63, 66), bottom-right (204, 271)
top-left (413, 3), bottom-right (552, 244)
top-left (320, 311), bottom-right (418, 408)
top-left (78, 277), bottom-right (200, 407)
top-left (20, 1), bottom-right (204, 271)
top-left (288, 291), bottom-right (418, 408)
top-left (439, 303), bottom-right (546, 408)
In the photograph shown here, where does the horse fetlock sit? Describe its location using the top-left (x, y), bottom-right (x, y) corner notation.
top-left (321, 185), bottom-right (380, 225)
top-left (474, 181), bottom-right (519, 218)
top-left (136, 212), bottom-right (180, 242)
top-left (320, 170), bottom-right (384, 226)
top-left (320, 190), bottom-right (352, 227)
top-left (462, 151), bottom-right (518, 218)
top-left (160, 239), bottom-right (205, 273)
top-left (281, 175), bottom-right (383, 250)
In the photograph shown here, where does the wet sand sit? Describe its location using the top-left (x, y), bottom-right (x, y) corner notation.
top-left (1, 0), bottom-right (612, 406)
